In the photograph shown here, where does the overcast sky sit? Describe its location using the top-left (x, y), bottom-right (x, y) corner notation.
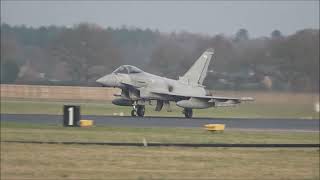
top-left (1, 1), bottom-right (319, 37)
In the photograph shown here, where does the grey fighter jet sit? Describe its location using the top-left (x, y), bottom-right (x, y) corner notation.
top-left (96, 48), bottom-right (253, 118)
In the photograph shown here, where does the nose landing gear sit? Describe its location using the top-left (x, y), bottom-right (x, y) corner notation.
top-left (131, 104), bottom-right (145, 117)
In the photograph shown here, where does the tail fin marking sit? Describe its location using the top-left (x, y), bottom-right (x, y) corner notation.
top-left (179, 48), bottom-right (214, 85)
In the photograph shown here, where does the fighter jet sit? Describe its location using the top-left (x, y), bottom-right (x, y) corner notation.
top-left (96, 48), bottom-right (253, 118)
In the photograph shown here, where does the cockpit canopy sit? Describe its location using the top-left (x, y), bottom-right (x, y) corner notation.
top-left (113, 65), bottom-right (143, 74)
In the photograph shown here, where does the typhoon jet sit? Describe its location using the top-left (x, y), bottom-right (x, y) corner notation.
top-left (96, 48), bottom-right (253, 118)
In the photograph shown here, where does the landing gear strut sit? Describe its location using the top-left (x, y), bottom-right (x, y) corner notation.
top-left (131, 109), bottom-right (136, 117)
top-left (131, 105), bottom-right (145, 117)
top-left (183, 108), bottom-right (193, 118)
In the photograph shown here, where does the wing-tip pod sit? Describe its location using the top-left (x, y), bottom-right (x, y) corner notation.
top-left (206, 48), bottom-right (215, 54)
top-left (240, 97), bottom-right (255, 101)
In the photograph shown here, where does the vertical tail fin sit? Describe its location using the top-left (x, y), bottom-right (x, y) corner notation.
top-left (179, 48), bottom-right (214, 85)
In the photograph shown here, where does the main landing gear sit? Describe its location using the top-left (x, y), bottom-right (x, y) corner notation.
top-left (131, 105), bottom-right (145, 117)
top-left (183, 108), bottom-right (193, 118)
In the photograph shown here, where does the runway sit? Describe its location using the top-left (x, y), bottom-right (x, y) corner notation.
top-left (1, 114), bottom-right (319, 131)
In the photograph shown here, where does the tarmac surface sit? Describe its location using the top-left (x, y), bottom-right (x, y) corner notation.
top-left (1, 114), bottom-right (319, 131)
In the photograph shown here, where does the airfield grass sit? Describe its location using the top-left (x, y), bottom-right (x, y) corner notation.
top-left (1, 122), bottom-right (319, 179)
top-left (1, 143), bottom-right (319, 180)
top-left (2, 122), bottom-right (319, 145)
top-left (1, 98), bottom-right (319, 119)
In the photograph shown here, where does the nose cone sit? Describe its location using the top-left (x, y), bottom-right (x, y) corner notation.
top-left (96, 74), bottom-right (119, 87)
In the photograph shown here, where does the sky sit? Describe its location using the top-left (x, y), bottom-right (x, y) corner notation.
top-left (1, 1), bottom-right (319, 37)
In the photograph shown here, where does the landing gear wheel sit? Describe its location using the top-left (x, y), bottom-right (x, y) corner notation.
top-left (137, 105), bottom-right (145, 117)
top-left (131, 109), bottom-right (136, 117)
top-left (184, 108), bottom-right (193, 118)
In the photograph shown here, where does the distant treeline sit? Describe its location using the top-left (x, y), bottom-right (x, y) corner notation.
top-left (1, 23), bottom-right (319, 92)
